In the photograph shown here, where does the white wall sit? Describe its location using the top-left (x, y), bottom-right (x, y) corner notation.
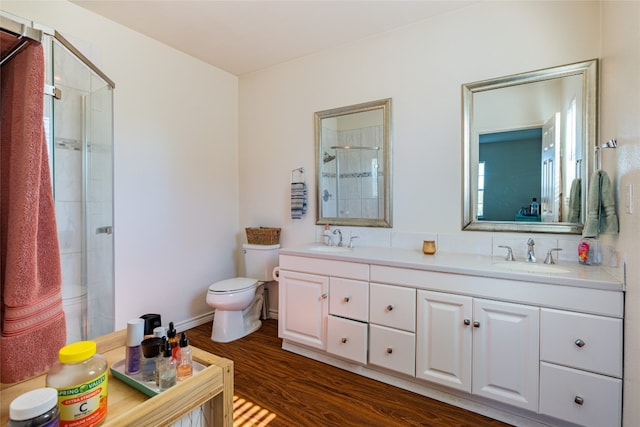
top-left (238, 1), bottom-right (600, 243)
top-left (601, 2), bottom-right (640, 426)
top-left (2, 1), bottom-right (240, 330)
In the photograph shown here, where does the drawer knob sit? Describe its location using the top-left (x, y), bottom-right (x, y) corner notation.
top-left (343, 296), bottom-right (351, 303)
top-left (575, 339), bottom-right (586, 348)
top-left (386, 347), bottom-right (393, 354)
top-left (473, 321), bottom-right (480, 328)
top-left (341, 337), bottom-right (348, 344)
top-left (386, 305), bottom-right (394, 311)
top-left (574, 396), bottom-right (584, 405)
top-left (464, 319), bottom-right (471, 326)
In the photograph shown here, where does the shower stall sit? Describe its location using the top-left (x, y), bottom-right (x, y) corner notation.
top-left (1, 13), bottom-right (115, 343)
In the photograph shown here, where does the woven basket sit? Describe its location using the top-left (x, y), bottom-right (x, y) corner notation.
top-left (245, 227), bottom-right (281, 245)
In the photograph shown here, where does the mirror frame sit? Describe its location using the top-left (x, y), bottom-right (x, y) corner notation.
top-left (462, 59), bottom-right (598, 234)
top-left (315, 98), bottom-right (393, 228)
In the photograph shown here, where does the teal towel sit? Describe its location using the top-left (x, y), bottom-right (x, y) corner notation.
top-left (582, 171), bottom-right (619, 237)
top-left (567, 178), bottom-right (581, 223)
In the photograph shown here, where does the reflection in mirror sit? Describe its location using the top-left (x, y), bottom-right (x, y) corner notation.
top-left (316, 99), bottom-right (392, 227)
top-left (463, 59), bottom-right (598, 234)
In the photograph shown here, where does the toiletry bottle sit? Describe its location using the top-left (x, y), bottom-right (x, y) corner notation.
top-left (176, 332), bottom-right (193, 381)
top-left (323, 224), bottom-right (331, 245)
top-left (530, 198), bottom-right (539, 216)
top-left (141, 337), bottom-right (163, 382)
top-left (8, 388), bottom-right (59, 427)
top-left (46, 341), bottom-right (108, 426)
top-left (158, 341), bottom-right (177, 391)
top-left (578, 238), bottom-right (600, 265)
top-left (125, 318), bottom-right (144, 375)
top-left (167, 322), bottom-right (179, 358)
top-left (156, 337), bottom-right (168, 385)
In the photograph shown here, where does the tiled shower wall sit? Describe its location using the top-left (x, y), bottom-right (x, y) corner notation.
top-left (321, 125), bottom-right (384, 219)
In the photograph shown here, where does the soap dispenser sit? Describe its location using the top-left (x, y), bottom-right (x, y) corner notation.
top-left (530, 198), bottom-right (539, 216)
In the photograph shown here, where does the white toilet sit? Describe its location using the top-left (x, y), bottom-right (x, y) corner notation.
top-left (206, 243), bottom-right (280, 342)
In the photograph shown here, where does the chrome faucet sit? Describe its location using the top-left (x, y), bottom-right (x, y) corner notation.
top-left (544, 248), bottom-right (563, 264)
top-left (526, 238), bottom-right (536, 262)
top-left (333, 229), bottom-right (343, 247)
top-left (498, 245), bottom-right (516, 261)
top-left (348, 235), bottom-right (359, 249)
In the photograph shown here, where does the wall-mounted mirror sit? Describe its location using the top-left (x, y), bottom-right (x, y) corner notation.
top-left (462, 59), bottom-right (598, 234)
top-left (316, 98), bottom-right (392, 227)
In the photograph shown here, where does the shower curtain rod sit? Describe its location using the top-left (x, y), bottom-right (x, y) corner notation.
top-left (0, 15), bottom-right (43, 66)
top-left (0, 14), bottom-right (115, 88)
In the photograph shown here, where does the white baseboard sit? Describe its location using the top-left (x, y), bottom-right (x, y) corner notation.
top-left (174, 312), bottom-right (214, 332)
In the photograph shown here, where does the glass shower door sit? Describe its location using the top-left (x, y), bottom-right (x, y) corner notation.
top-left (50, 36), bottom-right (114, 342)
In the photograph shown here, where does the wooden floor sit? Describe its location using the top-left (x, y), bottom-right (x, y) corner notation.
top-left (187, 319), bottom-right (512, 427)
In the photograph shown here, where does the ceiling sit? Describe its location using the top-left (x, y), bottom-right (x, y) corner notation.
top-left (71, 1), bottom-right (477, 76)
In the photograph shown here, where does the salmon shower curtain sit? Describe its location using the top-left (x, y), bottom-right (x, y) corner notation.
top-left (0, 38), bottom-right (67, 383)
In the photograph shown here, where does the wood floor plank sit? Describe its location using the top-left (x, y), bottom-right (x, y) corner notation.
top-left (186, 320), bottom-right (512, 427)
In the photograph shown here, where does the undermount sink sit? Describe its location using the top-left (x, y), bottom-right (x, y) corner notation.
top-left (309, 245), bottom-right (352, 253)
top-left (492, 262), bottom-right (571, 274)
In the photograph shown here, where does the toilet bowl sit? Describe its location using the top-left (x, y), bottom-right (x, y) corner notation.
top-left (206, 243), bottom-right (280, 342)
top-left (206, 277), bottom-right (264, 343)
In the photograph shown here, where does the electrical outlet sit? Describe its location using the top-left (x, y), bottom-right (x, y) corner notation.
top-left (625, 184), bottom-right (634, 214)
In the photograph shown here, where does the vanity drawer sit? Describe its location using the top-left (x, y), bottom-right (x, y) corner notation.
top-left (327, 315), bottom-right (368, 364)
top-left (370, 283), bottom-right (416, 332)
top-left (539, 362), bottom-right (622, 427)
top-left (540, 308), bottom-right (622, 377)
top-left (329, 278), bottom-right (369, 322)
top-left (369, 324), bottom-right (415, 376)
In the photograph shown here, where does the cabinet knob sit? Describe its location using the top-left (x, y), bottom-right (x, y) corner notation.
top-left (464, 319), bottom-right (471, 326)
top-left (343, 296), bottom-right (351, 303)
top-left (575, 339), bottom-right (586, 348)
top-left (574, 396), bottom-right (584, 405)
top-left (341, 337), bottom-right (348, 344)
top-left (321, 293), bottom-right (328, 300)
top-left (386, 305), bottom-right (394, 311)
top-left (386, 347), bottom-right (393, 354)
top-left (473, 321), bottom-right (480, 328)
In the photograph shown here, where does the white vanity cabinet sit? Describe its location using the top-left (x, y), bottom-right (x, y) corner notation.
top-left (416, 290), bottom-right (539, 411)
top-left (538, 308), bottom-right (623, 426)
top-left (278, 249), bottom-right (625, 427)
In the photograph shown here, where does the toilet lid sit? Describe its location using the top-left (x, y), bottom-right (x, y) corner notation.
top-left (208, 277), bottom-right (257, 293)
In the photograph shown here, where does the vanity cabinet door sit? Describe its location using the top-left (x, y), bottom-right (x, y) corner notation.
top-left (416, 290), bottom-right (472, 392)
top-left (278, 270), bottom-right (328, 350)
top-left (472, 298), bottom-right (539, 412)
top-left (369, 283), bottom-right (416, 332)
top-left (327, 315), bottom-right (368, 364)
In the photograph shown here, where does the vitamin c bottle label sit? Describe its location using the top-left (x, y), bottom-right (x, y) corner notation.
top-left (57, 373), bottom-right (108, 426)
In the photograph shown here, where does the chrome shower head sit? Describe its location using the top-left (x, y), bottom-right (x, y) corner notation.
top-left (323, 152), bottom-right (336, 163)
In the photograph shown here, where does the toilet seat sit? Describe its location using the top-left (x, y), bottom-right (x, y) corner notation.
top-left (208, 277), bottom-right (257, 293)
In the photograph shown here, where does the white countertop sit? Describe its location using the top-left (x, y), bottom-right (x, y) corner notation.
top-left (279, 244), bottom-right (624, 292)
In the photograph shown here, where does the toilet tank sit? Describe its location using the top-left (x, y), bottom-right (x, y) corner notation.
top-left (243, 243), bottom-right (280, 281)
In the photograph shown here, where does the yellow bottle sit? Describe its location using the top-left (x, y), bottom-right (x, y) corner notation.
top-left (46, 341), bottom-right (108, 426)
